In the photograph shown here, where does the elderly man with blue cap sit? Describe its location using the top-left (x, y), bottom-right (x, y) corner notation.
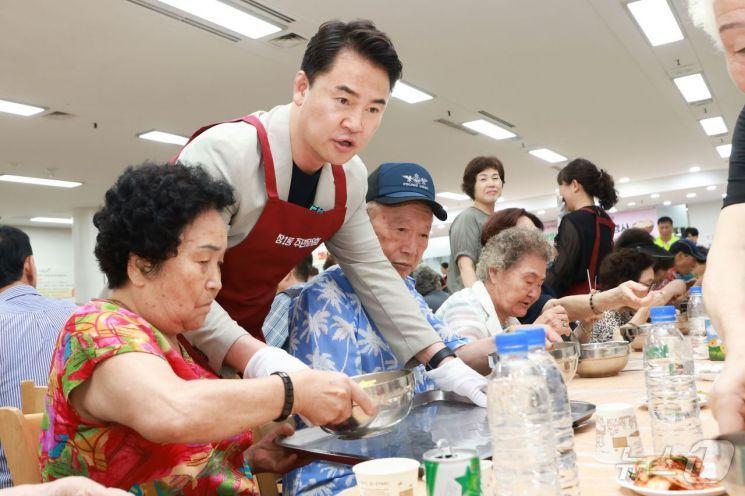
top-left (283, 162), bottom-right (494, 494)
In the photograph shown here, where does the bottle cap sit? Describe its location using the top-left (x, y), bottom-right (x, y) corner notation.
top-left (495, 333), bottom-right (528, 354)
top-left (649, 305), bottom-right (677, 323)
top-left (520, 327), bottom-right (547, 348)
top-left (690, 286), bottom-right (702, 295)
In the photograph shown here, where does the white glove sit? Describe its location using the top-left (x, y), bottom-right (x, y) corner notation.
top-left (243, 346), bottom-right (309, 378)
top-left (426, 357), bottom-right (488, 407)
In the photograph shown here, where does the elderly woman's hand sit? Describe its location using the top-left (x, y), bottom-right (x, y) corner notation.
top-left (246, 423), bottom-right (311, 474)
top-left (533, 304), bottom-right (570, 342)
top-left (290, 370), bottom-right (376, 426)
top-left (29, 476), bottom-right (131, 496)
top-left (615, 281), bottom-right (655, 309)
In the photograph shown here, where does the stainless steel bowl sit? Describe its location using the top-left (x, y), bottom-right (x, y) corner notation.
top-left (321, 369), bottom-right (414, 438)
top-left (577, 341), bottom-right (630, 378)
top-left (549, 342), bottom-right (579, 383)
top-left (620, 324), bottom-right (648, 351)
top-left (714, 432), bottom-right (745, 494)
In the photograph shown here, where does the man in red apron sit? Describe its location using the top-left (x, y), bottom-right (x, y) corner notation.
top-left (175, 20), bottom-right (487, 407)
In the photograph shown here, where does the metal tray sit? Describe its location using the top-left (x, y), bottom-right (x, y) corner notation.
top-left (278, 390), bottom-right (595, 465)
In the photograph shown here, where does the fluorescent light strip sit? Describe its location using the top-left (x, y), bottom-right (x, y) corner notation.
top-left (138, 130), bottom-right (188, 146)
top-left (627, 0), bottom-right (684, 47)
top-left (699, 116), bottom-right (727, 136)
top-left (537, 210), bottom-right (546, 215)
top-left (650, 193), bottom-right (660, 199)
top-left (30, 217), bottom-right (73, 225)
top-left (155, 0), bottom-right (281, 39)
top-left (0, 174), bottom-right (82, 188)
top-left (690, 166), bottom-right (701, 172)
top-left (663, 200), bottom-right (671, 206)
top-left (717, 143), bottom-right (732, 158)
top-left (627, 202), bottom-right (637, 207)
top-left (462, 119), bottom-right (517, 140)
top-left (618, 177), bottom-right (630, 183)
top-left (686, 192), bottom-right (697, 198)
top-left (0, 98), bottom-right (45, 116)
top-left (706, 185), bottom-right (717, 191)
top-left (529, 148), bottom-right (567, 163)
top-left (436, 191), bottom-right (470, 201)
top-left (673, 74), bottom-right (711, 103)
top-left (391, 81), bottom-right (434, 104)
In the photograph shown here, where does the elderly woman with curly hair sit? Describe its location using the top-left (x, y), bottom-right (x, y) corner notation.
top-left (39, 163), bottom-right (373, 495)
top-left (437, 227), bottom-right (571, 342)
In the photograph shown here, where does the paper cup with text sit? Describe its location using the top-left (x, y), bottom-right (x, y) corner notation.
top-left (594, 403), bottom-right (644, 464)
top-left (353, 458), bottom-right (420, 496)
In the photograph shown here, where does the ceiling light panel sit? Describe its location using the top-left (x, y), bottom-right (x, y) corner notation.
top-left (138, 130), bottom-right (188, 146)
top-left (717, 144), bottom-right (732, 158)
top-left (30, 217), bottom-right (73, 224)
top-left (0, 98), bottom-right (45, 116)
top-left (529, 148), bottom-right (567, 163)
top-left (391, 81), bottom-right (434, 104)
top-left (462, 119), bottom-right (517, 140)
top-left (699, 116), bottom-right (727, 136)
top-left (673, 74), bottom-right (712, 103)
top-left (627, 0), bottom-right (684, 47)
top-left (437, 192), bottom-right (470, 201)
top-left (0, 174), bottom-right (82, 188)
top-left (155, 0), bottom-right (282, 39)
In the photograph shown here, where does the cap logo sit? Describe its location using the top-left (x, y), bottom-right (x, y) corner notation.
top-left (402, 173), bottom-right (429, 190)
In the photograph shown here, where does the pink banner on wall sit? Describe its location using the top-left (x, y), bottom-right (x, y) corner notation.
top-left (608, 208), bottom-right (659, 238)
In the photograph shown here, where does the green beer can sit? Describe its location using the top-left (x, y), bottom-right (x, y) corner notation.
top-left (423, 442), bottom-right (481, 496)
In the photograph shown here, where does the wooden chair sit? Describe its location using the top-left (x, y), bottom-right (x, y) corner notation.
top-left (252, 421), bottom-right (290, 496)
top-left (20, 380), bottom-right (47, 415)
top-left (0, 407), bottom-right (43, 485)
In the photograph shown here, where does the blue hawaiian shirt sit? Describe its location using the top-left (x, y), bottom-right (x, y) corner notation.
top-left (283, 265), bottom-right (469, 495)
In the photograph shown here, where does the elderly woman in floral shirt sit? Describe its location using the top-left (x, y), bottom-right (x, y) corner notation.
top-left (39, 163), bottom-right (373, 495)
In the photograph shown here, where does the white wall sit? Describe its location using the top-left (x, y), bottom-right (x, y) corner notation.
top-left (687, 200), bottom-right (722, 247)
top-left (10, 225), bottom-right (75, 300)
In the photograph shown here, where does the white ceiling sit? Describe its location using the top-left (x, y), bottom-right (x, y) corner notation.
top-left (1, 0), bottom-right (742, 235)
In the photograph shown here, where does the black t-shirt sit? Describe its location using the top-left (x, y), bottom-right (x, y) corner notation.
top-left (288, 163), bottom-right (322, 209)
top-left (724, 105), bottom-right (745, 208)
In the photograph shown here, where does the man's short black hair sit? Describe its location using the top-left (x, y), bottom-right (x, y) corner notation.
top-left (657, 216), bottom-right (673, 225)
top-left (0, 225), bottom-right (33, 287)
top-left (683, 227), bottom-right (699, 237)
top-left (441, 261), bottom-right (449, 269)
top-left (301, 20), bottom-right (403, 90)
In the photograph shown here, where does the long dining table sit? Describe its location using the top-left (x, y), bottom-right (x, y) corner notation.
top-left (339, 351), bottom-right (724, 496)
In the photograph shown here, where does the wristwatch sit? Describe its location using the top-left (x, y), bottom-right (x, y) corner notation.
top-left (424, 347), bottom-right (457, 371)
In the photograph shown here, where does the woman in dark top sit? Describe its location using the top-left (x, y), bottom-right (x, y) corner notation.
top-left (546, 158), bottom-right (618, 297)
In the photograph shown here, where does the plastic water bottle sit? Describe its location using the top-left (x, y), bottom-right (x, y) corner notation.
top-left (523, 327), bottom-right (581, 496)
top-left (488, 332), bottom-right (559, 495)
top-left (643, 306), bottom-right (703, 455)
top-left (687, 286), bottom-right (708, 359)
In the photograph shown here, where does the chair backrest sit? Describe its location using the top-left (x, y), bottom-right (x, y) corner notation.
top-left (0, 407), bottom-right (43, 485)
top-left (252, 422), bottom-right (283, 496)
top-left (20, 380), bottom-right (47, 415)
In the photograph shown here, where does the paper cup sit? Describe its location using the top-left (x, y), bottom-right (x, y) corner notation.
top-left (595, 402), bottom-right (644, 464)
top-left (353, 458), bottom-right (420, 496)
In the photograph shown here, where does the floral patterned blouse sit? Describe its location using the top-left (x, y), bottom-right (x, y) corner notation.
top-left (39, 299), bottom-right (258, 495)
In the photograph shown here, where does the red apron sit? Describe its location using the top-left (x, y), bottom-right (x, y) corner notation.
top-left (174, 114), bottom-right (347, 341)
top-left (564, 206), bottom-right (615, 296)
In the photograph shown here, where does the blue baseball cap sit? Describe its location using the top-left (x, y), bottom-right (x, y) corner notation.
top-left (366, 162), bottom-right (447, 221)
top-left (669, 239), bottom-right (707, 262)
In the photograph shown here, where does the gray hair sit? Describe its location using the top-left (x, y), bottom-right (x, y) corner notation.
top-left (688, 0), bottom-right (722, 49)
top-left (476, 227), bottom-right (552, 282)
top-left (412, 264), bottom-right (441, 295)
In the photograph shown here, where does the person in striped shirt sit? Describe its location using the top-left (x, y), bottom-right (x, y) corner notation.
top-left (0, 226), bottom-right (75, 489)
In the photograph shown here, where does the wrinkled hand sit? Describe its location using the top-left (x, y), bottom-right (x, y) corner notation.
top-left (290, 370), bottom-right (376, 426)
top-left (44, 476), bottom-right (130, 496)
top-left (427, 357), bottom-right (487, 407)
top-left (534, 304), bottom-right (570, 342)
top-left (710, 359), bottom-right (745, 434)
top-left (616, 281), bottom-right (655, 309)
top-left (247, 423), bottom-right (312, 474)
